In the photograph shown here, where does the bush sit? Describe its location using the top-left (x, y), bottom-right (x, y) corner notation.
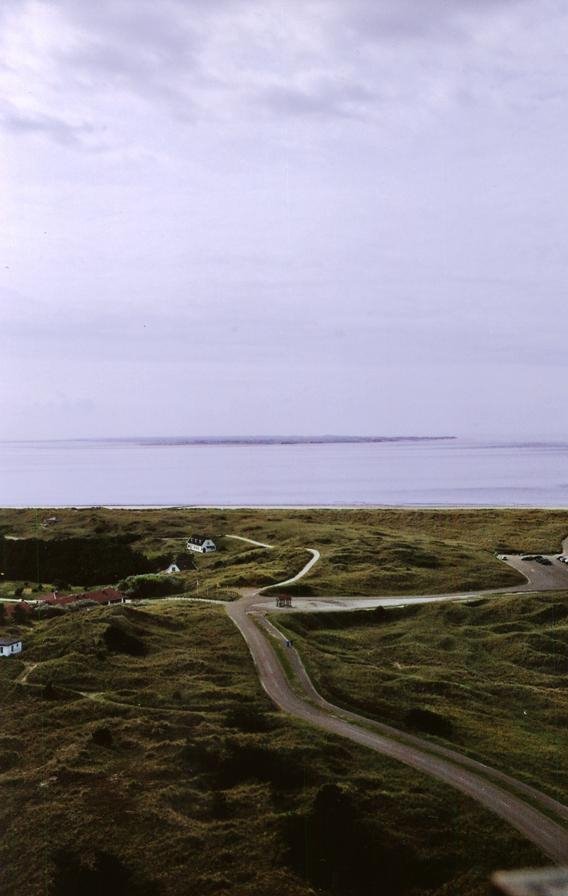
top-left (172, 552), bottom-right (196, 571)
top-left (91, 727), bottom-right (114, 748)
top-left (118, 574), bottom-right (188, 599)
top-left (12, 603), bottom-right (30, 624)
top-left (224, 704), bottom-right (278, 733)
top-left (404, 707), bottom-right (454, 738)
top-left (283, 784), bottom-right (416, 894)
top-left (102, 621), bottom-right (147, 657)
top-left (48, 849), bottom-right (158, 896)
top-left (34, 605), bottom-right (66, 620)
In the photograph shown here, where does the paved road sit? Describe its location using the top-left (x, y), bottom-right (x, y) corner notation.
top-left (251, 550), bottom-right (568, 614)
top-left (226, 541), bottom-right (568, 863)
top-left (501, 552), bottom-right (568, 591)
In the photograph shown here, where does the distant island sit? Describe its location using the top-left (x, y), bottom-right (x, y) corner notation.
top-left (88, 435), bottom-right (457, 447)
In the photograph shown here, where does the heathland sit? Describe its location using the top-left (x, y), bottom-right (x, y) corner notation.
top-left (276, 591), bottom-right (568, 803)
top-left (2, 506), bottom-right (568, 598)
top-left (1, 508), bottom-right (568, 895)
top-left (0, 602), bottom-right (544, 896)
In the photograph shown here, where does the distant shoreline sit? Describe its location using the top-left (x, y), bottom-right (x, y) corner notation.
top-left (3, 503), bottom-right (568, 511)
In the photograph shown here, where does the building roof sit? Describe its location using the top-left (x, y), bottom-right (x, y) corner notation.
top-left (42, 587), bottom-right (125, 606)
top-left (187, 535), bottom-right (215, 545)
top-left (3, 601), bottom-right (33, 618)
top-left (0, 637), bottom-right (22, 646)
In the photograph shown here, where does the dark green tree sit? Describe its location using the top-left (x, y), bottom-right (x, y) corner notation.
top-left (12, 603), bottom-right (29, 624)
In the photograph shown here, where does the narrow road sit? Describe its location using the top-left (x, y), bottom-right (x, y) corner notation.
top-left (261, 548), bottom-right (320, 590)
top-left (225, 539), bottom-right (568, 863)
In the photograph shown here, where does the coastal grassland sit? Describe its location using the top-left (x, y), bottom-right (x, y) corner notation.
top-left (0, 602), bottom-right (546, 896)
top-left (276, 591), bottom-right (568, 801)
top-left (2, 507), bottom-right (568, 596)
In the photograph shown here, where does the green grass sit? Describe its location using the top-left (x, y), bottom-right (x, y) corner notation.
top-left (277, 591), bottom-right (568, 803)
top-left (2, 506), bottom-right (568, 597)
top-left (0, 601), bottom-right (547, 896)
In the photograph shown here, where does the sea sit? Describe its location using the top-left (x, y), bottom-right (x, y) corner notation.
top-left (1, 436), bottom-right (568, 508)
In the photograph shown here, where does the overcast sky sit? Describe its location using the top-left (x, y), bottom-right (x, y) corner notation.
top-left (1, 0), bottom-right (567, 439)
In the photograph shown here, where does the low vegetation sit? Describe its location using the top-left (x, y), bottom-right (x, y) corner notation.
top-left (0, 602), bottom-right (544, 896)
top-left (0, 509), bottom-right (566, 893)
top-left (2, 506), bottom-right (568, 598)
top-left (277, 591), bottom-right (568, 802)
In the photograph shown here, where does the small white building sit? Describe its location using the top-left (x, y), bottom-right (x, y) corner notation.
top-left (165, 563), bottom-right (181, 574)
top-left (0, 637), bottom-right (22, 657)
top-left (187, 536), bottom-right (217, 554)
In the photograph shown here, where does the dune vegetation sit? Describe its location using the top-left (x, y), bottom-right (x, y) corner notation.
top-left (0, 601), bottom-right (546, 896)
top-left (2, 506), bottom-right (568, 598)
top-left (276, 591), bottom-right (568, 802)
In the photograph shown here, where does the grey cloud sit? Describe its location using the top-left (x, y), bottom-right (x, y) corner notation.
top-left (255, 79), bottom-right (378, 120)
top-left (62, 4), bottom-right (197, 75)
top-left (53, 0), bottom-right (205, 119)
top-left (338, 0), bottom-right (530, 44)
top-left (0, 104), bottom-right (92, 144)
top-left (0, 0), bottom-right (549, 148)
top-left (2, 0), bottom-right (568, 439)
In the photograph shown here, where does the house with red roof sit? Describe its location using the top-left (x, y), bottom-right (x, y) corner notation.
top-left (42, 587), bottom-right (125, 607)
top-left (3, 600), bottom-right (34, 619)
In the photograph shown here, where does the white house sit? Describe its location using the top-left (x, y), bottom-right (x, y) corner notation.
top-left (0, 637), bottom-right (22, 657)
top-left (186, 536), bottom-right (217, 554)
top-left (165, 563), bottom-right (180, 574)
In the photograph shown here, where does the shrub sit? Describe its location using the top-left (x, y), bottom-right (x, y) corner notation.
top-left (282, 784), bottom-right (416, 894)
top-left (118, 574), bottom-right (188, 599)
top-left (48, 849), bottom-right (158, 896)
top-left (102, 621), bottom-right (147, 657)
top-left (91, 727), bottom-right (114, 748)
top-left (12, 603), bottom-right (30, 624)
top-left (404, 707), bottom-right (454, 738)
top-left (224, 704), bottom-right (278, 733)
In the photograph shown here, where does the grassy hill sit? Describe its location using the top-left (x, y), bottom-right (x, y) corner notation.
top-left (0, 601), bottom-right (545, 896)
top-left (277, 591), bottom-right (568, 801)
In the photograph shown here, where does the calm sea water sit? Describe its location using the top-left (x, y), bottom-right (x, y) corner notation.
top-left (0, 438), bottom-right (568, 507)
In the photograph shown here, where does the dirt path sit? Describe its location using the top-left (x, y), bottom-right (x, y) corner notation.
top-left (16, 661), bottom-right (38, 685)
top-left (226, 541), bottom-right (568, 863)
top-left (225, 534), bottom-right (274, 550)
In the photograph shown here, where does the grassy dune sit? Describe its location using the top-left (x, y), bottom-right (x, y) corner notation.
top-left (2, 506), bottom-right (568, 596)
top-left (278, 592), bottom-right (568, 801)
top-left (0, 601), bottom-right (546, 896)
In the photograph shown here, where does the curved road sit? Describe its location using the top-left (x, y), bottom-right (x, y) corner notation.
top-left (225, 537), bottom-right (568, 863)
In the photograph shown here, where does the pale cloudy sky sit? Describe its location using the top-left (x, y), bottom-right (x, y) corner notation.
top-left (1, 0), bottom-right (567, 439)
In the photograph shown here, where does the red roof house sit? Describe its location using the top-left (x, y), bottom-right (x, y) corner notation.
top-left (42, 588), bottom-right (125, 607)
top-left (3, 600), bottom-right (34, 618)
